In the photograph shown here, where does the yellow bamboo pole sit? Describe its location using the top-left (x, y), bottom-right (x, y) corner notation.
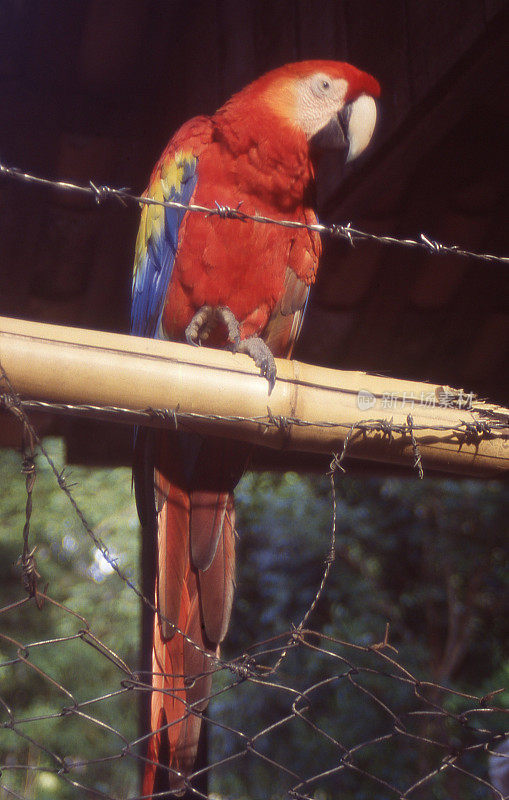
top-left (0, 315), bottom-right (507, 477)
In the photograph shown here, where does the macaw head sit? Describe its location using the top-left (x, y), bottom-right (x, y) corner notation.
top-left (260, 60), bottom-right (380, 162)
top-left (217, 60), bottom-right (380, 166)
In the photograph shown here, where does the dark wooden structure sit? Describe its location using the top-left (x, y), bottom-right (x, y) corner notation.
top-left (0, 0), bottom-right (507, 465)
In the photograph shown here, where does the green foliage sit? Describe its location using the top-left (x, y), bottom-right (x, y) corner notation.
top-left (0, 439), bottom-right (140, 799)
top-left (0, 441), bottom-right (507, 799)
top-left (211, 472), bottom-right (508, 799)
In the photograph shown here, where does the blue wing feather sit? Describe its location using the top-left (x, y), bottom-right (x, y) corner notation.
top-left (131, 155), bottom-right (198, 340)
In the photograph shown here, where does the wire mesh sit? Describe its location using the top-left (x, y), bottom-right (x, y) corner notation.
top-left (0, 369), bottom-right (507, 800)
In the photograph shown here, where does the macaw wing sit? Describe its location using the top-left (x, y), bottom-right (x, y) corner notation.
top-left (263, 221), bottom-right (320, 358)
top-left (263, 267), bottom-right (310, 358)
top-left (131, 117), bottom-right (212, 339)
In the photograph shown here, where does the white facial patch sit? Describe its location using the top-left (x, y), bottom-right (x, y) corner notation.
top-left (296, 75), bottom-right (348, 139)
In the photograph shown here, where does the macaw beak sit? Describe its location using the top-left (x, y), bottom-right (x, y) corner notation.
top-left (310, 94), bottom-right (378, 163)
top-left (310, 109), bottom-right (350, 155)
top-left (344, 94), bottom-right (378, 162)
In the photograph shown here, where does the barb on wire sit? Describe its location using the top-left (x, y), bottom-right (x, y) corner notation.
top-left (1, 159), bottom-right (508, 264)
top-left (18, 436), bottom-right (42, 604)
top-left (0, 365), bottom-right (45, 606)
top-left (406, 413), bottom-right (424, 479)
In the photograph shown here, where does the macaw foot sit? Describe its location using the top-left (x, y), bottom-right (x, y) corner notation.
top-left (186, 305), bottom-right (276, 393)
top-left (236, 336), bottom-right (276, 394)
top-left (185, 305), bottom-right (240, 349)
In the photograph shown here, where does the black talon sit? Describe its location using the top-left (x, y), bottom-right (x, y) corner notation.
top-left (186, 330), bottom-right (200, 347)
top-left (237, 336), bottom-right (277, 395)
top-left (266, 363), bottom-right (277, 395)
top-left (228, 336), bottom-right (240, 354)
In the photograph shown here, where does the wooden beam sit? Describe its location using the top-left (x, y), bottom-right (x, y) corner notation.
top-left (0, 315), bottom-right (507, 477)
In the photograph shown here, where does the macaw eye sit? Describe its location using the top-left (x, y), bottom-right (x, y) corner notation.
top-left (309, 75), bottom-right (333, 98)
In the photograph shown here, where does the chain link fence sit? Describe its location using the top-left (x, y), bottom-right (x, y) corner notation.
top-left (0, 371), bottom-right (507, 799)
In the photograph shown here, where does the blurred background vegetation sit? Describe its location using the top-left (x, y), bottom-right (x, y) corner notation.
top-left (0, 438), bottom-right (507, 799)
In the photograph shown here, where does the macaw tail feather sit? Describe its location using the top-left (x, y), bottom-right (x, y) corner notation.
top-left (138, 432), bottom-right (241, 797)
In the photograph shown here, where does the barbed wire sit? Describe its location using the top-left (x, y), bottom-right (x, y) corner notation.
top-left (1, 159), bottom-right (508, 265)
top-left (8, 396), bottom-right (509, 443)
top-left (1, 363), bottom-right (508, 799)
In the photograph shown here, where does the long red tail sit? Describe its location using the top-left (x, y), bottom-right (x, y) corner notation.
top-left (138, 432), bottom-right (242, 796)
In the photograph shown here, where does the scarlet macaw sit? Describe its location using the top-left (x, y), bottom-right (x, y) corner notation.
top-left (131, 60), bottom-right (380, 795)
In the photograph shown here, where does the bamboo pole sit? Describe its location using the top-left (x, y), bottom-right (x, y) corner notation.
top-left (0, 315), bottom-right (507, 477)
